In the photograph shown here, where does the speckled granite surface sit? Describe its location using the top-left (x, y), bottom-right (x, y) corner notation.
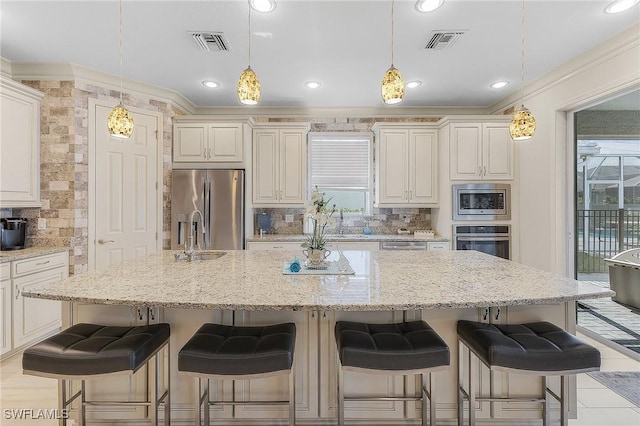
top-left (22, 250), bottom-right (613, 311)
top-left (246, 234), bottom-right (449, 243)
top-left (0, 247), bottom-right (70, 263)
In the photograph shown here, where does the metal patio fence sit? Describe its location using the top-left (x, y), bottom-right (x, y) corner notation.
top-left (577, 209), bottom-right (640, 273)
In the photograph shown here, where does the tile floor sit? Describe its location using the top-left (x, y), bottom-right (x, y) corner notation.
top-left (1, 332), bottom-right (639, 425)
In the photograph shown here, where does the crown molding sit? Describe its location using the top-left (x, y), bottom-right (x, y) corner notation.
top-left (0, 57), bottom-right (12, 78)
top-left (8, 62), bottom-right (197, 114)
top-left (192, 105), bottom-right (487, 117)
top-left (489, 21), bottom-right (640, 114)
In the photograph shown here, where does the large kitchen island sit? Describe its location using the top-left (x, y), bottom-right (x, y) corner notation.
top-left (23, 249), bottom-right (612, 425)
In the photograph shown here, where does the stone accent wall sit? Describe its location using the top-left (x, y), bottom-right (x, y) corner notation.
top-left (12, 80), bottom-right (185, 274)
top-left (12, 80), bottom-right (79, 270)
top-left (252, 116), bottom-right (439, 236)
top-left (255, 207), bottom-right (431, 235)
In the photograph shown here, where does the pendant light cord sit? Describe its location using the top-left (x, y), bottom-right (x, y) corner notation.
top-left (519, 0), bottom-right (525, 109)
top-left (248, 1), bottom-right (252, 68)
top-left (391, 0), bottom-right (395, 66)
top-left (118, 0), bottom-right (123, 105)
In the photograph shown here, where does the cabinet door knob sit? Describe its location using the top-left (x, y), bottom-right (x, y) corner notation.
top-left (478, 166), bottom-right (482, 176)
top-left (15, 285), bottom-right (20, 300)
top-left (97, 239), bottom-right (115, 245)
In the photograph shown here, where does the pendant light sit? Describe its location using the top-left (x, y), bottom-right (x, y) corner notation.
top-left (509, 0), bottom-right (536, 141)
top-left (107, 0), bottom-right (134, 138)
top-left (238, 1), bottom-right (261, 105)
top-left (381, 0), bottom-right (404, 105)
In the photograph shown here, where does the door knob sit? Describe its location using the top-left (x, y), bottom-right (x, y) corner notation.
top-left (97, 239), bottom-right (115, 245)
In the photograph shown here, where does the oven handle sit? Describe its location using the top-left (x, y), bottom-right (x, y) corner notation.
top-left (455, 236), bottom-right (510, 242)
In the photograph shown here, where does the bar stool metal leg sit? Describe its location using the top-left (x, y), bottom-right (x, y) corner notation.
top-left (204, 378), bottom-right (210, 425)
top-left (543, 376), bottom-right (550, 426)
top-left (289, 370), bottom-right (296, 425)
top-left (429, 372), bottom-right (436, 426)
top-left (338, 364), bottom-right (345, 426)
top-left (421, 373), bottom-right (427, 426)
top-left (468, 346), bottom-right (475, 426)
top-left (561, 375), bottom-right (569, 426)
top-left (80, 380), bottom-right (86, 426)
top-left (58, 380), bottom-right (67, 426)
top-left (458, 340), bottom-right (464, 426)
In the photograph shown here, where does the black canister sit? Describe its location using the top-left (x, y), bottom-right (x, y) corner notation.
top-left (1, 218), bottom-right (27, 250)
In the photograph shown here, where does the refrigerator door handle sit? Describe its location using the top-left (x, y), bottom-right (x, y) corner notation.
top-left (205, 180), bottom-right (212, 249)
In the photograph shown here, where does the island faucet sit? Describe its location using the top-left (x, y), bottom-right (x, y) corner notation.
top-left (185, 209), bottom-right (205, 257)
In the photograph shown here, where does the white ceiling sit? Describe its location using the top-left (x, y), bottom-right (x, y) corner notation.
top-left (1, 0), bottom-right (639, 108)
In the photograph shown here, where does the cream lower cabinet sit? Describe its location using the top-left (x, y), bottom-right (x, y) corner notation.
top-left (233, 310), bottom-right (319, 421)
top-left (0, 77), bottom-right (44, 208)
top-left (1, 264), bottom-right (11, 356)
top-left (448, 120), bottom-right (514, 181)
top-left (1, 251), bottom-right (68, 360)
top-left (252, 124), bottom-right (310, 206)
top-left (372, 124), bottom-right (438, 207)
top-left (319, 310), bottom-right (407, 421)
top-left (72, 304), bottom-right (169, 422)
top-left (247, 241), bottom-right (380, 252)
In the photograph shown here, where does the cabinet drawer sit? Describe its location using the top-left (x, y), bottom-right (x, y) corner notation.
top-left (246, 242), bottom-right (302, 251)
top-left (12, 252), bottom-right (68, 278)
top-left (427, 241), bottom-right (450, 251)
top-left (1, 263), bottom-right (9, 281)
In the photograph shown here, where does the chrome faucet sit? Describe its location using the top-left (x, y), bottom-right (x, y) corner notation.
top-left (185, 209), bottom-right (205, 259)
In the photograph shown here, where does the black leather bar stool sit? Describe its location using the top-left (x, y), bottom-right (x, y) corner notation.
top-left (22, 322), bottom-right (171, 426)
top-left (457, 320), bottom-right (601, 426)
top-left (178, 322), bottom-right (296, 425)
top-left (334, 320), bottom-right (450, 426)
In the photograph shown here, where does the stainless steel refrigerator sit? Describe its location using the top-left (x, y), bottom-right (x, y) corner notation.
top-left (171, 169), bottom-right (244, 250)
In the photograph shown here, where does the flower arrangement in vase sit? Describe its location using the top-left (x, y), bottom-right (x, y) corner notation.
top-left (301, 187), bottom-right (336, 266)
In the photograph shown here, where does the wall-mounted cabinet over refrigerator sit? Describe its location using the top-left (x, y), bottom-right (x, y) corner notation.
top-left (171, 169), bottom-right (245, 250)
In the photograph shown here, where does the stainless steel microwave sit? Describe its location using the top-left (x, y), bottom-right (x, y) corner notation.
top-left (452, 183), bottom-right (510, 221)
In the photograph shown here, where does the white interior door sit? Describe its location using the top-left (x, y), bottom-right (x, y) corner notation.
top-left (92, 104), bottom-right (161, 270)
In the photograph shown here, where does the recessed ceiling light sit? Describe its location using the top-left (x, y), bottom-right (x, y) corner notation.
top-left (490, 81), bottom-right (510, 89)
top-left (305, 81), bottom-right (321, 89)
top-left (415, 0), bottom-right (444, 13)
top-left (406, 81), bottom-right (422, 89)
top-left (604, 0), bottom-right (639, 13)
top-left (250, 0), bottom-right (277, 13)
top-left (202, 81), bottom-right (220, 88)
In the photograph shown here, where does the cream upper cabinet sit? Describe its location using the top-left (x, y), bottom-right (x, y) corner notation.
top-left (0, 77), bottom-right (44, 208)
top-left (449, 121), bottom-right (514, 180)
top-left (252, 124), bottom-right (310, 206)
top-left (373, 124), bottom-right (438, 207)
top-left (173, 122), bottom-right (243, 162)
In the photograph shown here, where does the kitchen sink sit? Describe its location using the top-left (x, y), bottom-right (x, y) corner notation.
top-left (194, 251), bottom-right (226, 260)
top-left (174, 251), bottom-right (226, 261)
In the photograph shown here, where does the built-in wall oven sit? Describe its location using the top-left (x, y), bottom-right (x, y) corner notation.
top-left (453, 225), bottom-right (511, 260)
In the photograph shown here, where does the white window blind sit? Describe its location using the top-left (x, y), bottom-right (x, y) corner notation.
top-left (309, 133), bottom-right (371, 190)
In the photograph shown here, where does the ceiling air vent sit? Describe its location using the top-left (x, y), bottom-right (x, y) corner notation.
top-left (424, 30), bottom-right (465, 50)
top-left (189, 32), bottom-right (231, 52)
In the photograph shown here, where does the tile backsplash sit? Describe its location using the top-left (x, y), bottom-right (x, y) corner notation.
top-left (254, 207), bottom-right (432, 235)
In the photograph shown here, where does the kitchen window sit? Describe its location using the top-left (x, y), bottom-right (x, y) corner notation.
top-left (308, 132), bottom-right (373, 215)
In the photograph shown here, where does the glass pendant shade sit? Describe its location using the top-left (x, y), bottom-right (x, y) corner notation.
top-left (381, 66), bottom-right (405, 104)
top-left (509, 106), bottom-right (536, 141)
top-left (107, 104), bottom-right (135, 138)
top-left (237, 66), bottom-right (261, 105)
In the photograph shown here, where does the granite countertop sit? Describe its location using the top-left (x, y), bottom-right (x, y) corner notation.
top-left (22, 250), bottom-right (612, 311)
top-left (0, 247), bottom-right (70, 263)
top-left (246, 234), bottom-right (449, 243)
